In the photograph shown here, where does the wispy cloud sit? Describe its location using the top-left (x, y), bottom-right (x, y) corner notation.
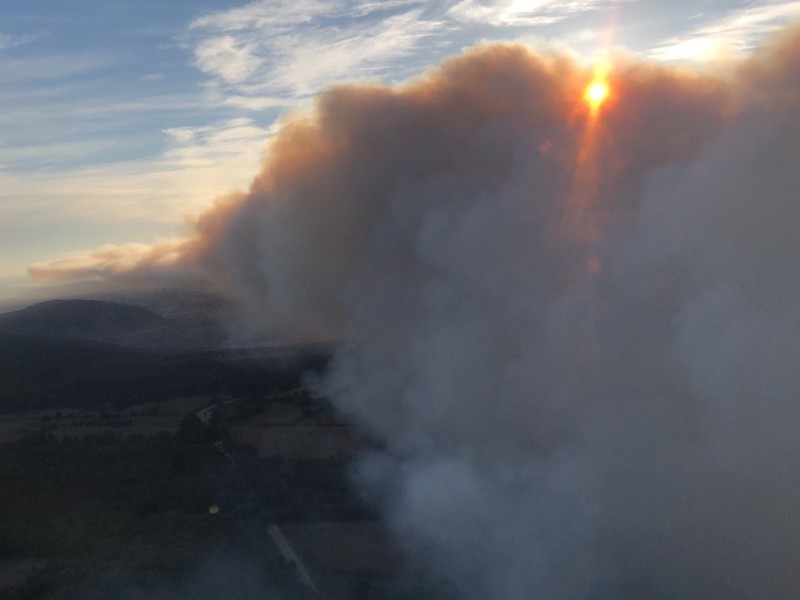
top-left (0, 53), bottom-right (109, 83)
top-left (186, 0), bottom-right (633, 108)
top-left (448, 0), bottom-right (619, 27)
top-left (1, 117), bottom-right (274, 227)
top-left (0, 32), bottom-right (35, 50)
top-left (190, 0), bottom-right (423, 30)
top-left (651, 1), bottom-right (800, 61)
top-left (222, 95), bottom-right (290, 111)
top-left (189, 1), bottom-right (444, 102)
top-left (194, 35), bottom-right (262, 84)
top-left (191, 0), bottom-right (334, 30)
top-left (0, 90), bottom-right (213, 177)
top-left (266, 9), bottom-right (443, 95)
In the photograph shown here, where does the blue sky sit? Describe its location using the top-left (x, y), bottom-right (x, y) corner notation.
top-left (2, 0), bottom-right (799, 298)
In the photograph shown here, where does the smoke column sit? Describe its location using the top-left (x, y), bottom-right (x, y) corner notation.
top-left (30, 25), bottom-right (800, 598)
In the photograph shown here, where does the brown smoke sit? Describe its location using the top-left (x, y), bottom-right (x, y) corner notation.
top-left (28, 25), bottom-right (800, 598)
top-left (31, 42), bottom-right (730, 330)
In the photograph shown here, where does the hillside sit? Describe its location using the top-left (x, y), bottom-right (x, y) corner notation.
top-left (0, 296), bottom-right (235, 349)
top-left (0, 299), bottom-right (166, 340)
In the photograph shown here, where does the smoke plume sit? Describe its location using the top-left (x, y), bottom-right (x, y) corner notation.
top-left (31, 25), bottom-right (800, 598)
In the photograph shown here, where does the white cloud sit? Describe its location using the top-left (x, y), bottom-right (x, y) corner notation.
top-left (188, 1), bottom-right (444, 102)
top-left (448, 0), bottom-right (614, 27)
top-left (267, 9), bottom-right (442, 96)
top-left (190, 0), bottom-right (335, 30)
top-left (223, 95), bottom-right (291, 111)
top-left (0, 33), bottom-right (34, 50)
top-left (194, 35), bottom-right (261, 83)
top-left (350, 0), bottom-right (425, 17)
top-left (162, 125), bottom-right (213, 144)
top-left (651, 1), bottom-right (800, 61)
top-left (0, 117), bottom-right (273, 227)
top-left (190, 0), bottom-right (422, 31)
top-left (187, 0), bottom-right (624, 107)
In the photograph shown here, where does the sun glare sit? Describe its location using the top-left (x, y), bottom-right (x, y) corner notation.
top-left (584, 62), bottom-right (611, 115)
top-left (586, 81), bottom-right (608, 105)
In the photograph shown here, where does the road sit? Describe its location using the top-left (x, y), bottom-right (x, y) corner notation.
top-left (200, 391), bottom-right (323, 597)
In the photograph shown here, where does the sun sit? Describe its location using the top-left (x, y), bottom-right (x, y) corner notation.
top-left (585, 81), bottom-right (609, 106)
top-left (583, 62), bottom-right (611, 114)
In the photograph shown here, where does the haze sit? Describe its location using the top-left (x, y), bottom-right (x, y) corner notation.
top-left (3, 2), bottom-right (800, 599)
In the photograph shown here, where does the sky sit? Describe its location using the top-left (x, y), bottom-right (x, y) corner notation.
top-left (2, 0), bottom-right (800, 300)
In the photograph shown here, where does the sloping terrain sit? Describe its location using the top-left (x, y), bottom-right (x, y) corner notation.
top-left (0, 296), bottom-right (233, 349)
top-left (0, 300), bottom-right (166, 340)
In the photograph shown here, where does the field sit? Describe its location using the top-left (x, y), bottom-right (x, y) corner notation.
top-left (0, 297), bottom-right (448, 599)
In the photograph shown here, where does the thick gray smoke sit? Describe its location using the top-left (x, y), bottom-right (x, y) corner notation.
top-left (31, 26), bottom-right (800, 598)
